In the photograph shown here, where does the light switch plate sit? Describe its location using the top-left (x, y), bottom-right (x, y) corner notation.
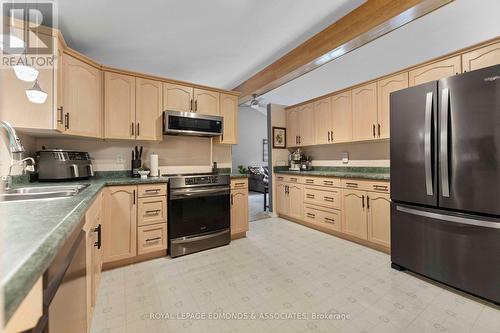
top-left (116, 153), bottom-right (124, 163)
top-left (342, 152), bottom-right (349, 164)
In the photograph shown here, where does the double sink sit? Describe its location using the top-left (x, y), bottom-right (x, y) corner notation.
top-left (1, 184), bottom-right (90, 202)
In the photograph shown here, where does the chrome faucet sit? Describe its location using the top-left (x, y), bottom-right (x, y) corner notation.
top-left (1, 121), bottom-right (25, 153)
top-left (1, 121), bottom-right (29, 190)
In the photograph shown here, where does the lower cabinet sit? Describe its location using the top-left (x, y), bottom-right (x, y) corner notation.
top-left (276, 174), bottom-right (391, 252)
top-left (137, 223), bottom-right (168, 255)
top-left (103, 185), bottom-right (138, 263)
top-left (231, 179), bottom-right (249, 236)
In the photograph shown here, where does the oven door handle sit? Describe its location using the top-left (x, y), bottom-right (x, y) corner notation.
top-left (171, 229), bottom-right (230, 244)
top-left (170, 187), bottom-right (230, 199)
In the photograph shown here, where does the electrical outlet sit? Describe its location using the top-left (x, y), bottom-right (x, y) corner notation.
top-left (116, 153), bottom-right (124, 163)
top-left (342, 152), bottom-right (349, 164)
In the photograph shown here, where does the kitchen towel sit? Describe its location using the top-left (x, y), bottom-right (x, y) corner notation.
top-left (150, 153), bottom-right (159, 177)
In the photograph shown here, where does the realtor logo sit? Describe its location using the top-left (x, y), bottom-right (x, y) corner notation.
top-left (1, 1), bottom-right (54, 55)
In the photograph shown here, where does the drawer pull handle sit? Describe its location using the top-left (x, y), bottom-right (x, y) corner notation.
top-left (323, 181), bottom-right (333, 185)
top-left (305, 179), bottom-right (314, 184)
top-left (146, 237), bottom-right (161, 242)
top-left (346, 182), bottom-right (358, 188)
top-left (324, 218), bottom-right (335, 223)
top-left (145, 209), bottom-right (161, 215)
top-left (235, 182), bottom-right (246, 187)
top-left (306, 213), bottom-right (316, 218)
top-left (324, 197), bottom-right (334, 202)
top-left (373, 185), bottom-right (388, 190)
top-left (290, 178), bottom-right (297, 181)
top-left (306, 194), bottom-right (315, 199)
top-left (145, 189), bottom-right (161, 193)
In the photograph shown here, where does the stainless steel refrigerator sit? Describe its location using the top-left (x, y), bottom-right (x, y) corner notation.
top-left (390, 64), bottom-right (500, 304)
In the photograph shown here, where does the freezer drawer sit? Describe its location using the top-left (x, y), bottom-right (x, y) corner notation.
top-left (391, 203), bottom-right (500, 304)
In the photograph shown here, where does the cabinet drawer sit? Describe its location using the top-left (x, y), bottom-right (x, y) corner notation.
top-left (138, 184), bottom-right (167, 197)
top-left (137, 223), bottom-right (167, 255)
top-left (303, 177), bottom-right (340, 187)
top-left (231, 179), bottom-right (248, 190)
top-left (304, 205), bottom-right (341, 231)
top-left (138, 196), bottom-right (167, 226)
top-left (366, 181), bottom-right (390, 193)
top-left (275, 174), bottom-right (303, 183)
top-left (304, 186), bottom-right (341, 209)
top-left (341, 179), bottom-right (370, 190)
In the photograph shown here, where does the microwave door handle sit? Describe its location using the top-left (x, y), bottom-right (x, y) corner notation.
top-left (424, 92), bottom-right (434, 196)
top-left (440, 88), bottom-right (450, 198)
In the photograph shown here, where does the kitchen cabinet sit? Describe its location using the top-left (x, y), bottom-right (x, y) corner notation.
top-left (231, 189), bottom-right (249, 235)
top-left (314, 97), bottom-right (333, 145)
top-left (331, 91), bottom-right (352, 143)
top-left (162, 82), bottom-right (194, 112)
top-left (136, 184), bottom-right (168, 254)
top-left (298, 103), bottom-right (315, 146)
top-left (462, 41), bottom-right (500, 72)
top-left (276, 182), bottom-right (290, 215)
top-left (367, 192), bottom-right (391, 248)
top-left (276, 180), bottom-right (303, 220)
top-left (286, 107), bottom-right (300, 147)
top-left (193, 88), bottom-right (219, 116)
top-left (62, 53), bottom-right (103, 138)
top-left (215, 93), bottom-right (238, 144)
top-left (377, 72), bottom-right (408, 139)
top-left (409, 56), bottom-right (461, 86)
top-left (352, 82), bottom-right (378, 141)
top-left (135, 78), bottom-right (162, 140)
top-left (304, 205), bottom-right (341, 232)
top-left (342, 189), bottom-right (368, 239)
top-left (3, 277), bottom-right (42, 333)
top-left (103, 185), bottom-right (137, 263)
top-left (137, 223), bottom-right (168, 255)
top-left (138, 196), bottom-right (167, 226)
top-left (104, 72), bottom-right (136, 139)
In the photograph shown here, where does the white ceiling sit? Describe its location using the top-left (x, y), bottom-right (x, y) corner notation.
top-left (260, 0), bottom-right (500, 106)
top-left (54, 0), bottom-right (365, 89)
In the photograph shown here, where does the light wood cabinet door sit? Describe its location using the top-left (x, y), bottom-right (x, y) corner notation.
top-left (276, 182), bottom-right (289, 215)
top-left (314, 97), bottom-right (332, 145)
top-left (55, 41), bottom-right (65, 132)
top-left (62, 54), bottom-right (102, 138)
top-left (286, 107), bottom-right (300, 147)
top-left (231, 189), bottom-right (249, 235)
top-left (288, 184), bottom-right (304, 220)
top-left (162, 82), bottom-right (193, 112)
top-left (409, 56), bottom-right (461, 86)
top-left (367, 192), bottom-right (391, 248)
top-left (352, 83), bottom-right (378, 141)
top-left (137, 223), bottom-right (167, 255)
top-left (136, 78), bottom-right (162, 140)
top-left (331, 91), bottom-right (352, 142)
top-left (216, 93), bottom-right (238, 144)
top-left (342, 189), bottom-right (367, 240)
top-left (103, 186), bottom-right (137, 262)
top-left (104, 72), bottom-right (136, 139)
top-left (298, 103), bottom-right (315, 146)
top-left (462, 41), bottom-right (500, 72)
top-left (377, 72), bottom-right (408, 139)
top-left (194, 88), bottom-right (219, 116)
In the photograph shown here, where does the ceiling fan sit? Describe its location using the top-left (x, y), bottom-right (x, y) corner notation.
top-left (249, 94), bottom-right (266, 111)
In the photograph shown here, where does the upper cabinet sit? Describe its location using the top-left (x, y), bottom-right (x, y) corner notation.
top-left (215, 93), bottom-right (238, 144)
top-left (462, 41), bottom-right (500, 72)
top-left (193, 88), bottom-right (220, 116)
top-left (162, 82), bottom-right (193, 112)
top-left (286, 107), bottom-right (300, 148)
top-left (298, 103), bottom-right (315, 146)
top-left (377, 72), bottom-right (408, 139)
top-left (314, 97), bottom-right (332, 145)
top-left (104, 72), bottom-right (136, 139)
top-left (331, 91), bottom-right (352, 143)
top-left (62, 53), bottom-right (102, 138)
top-left (352, 82), bottom-right (377, 141)
top-left (136, 78), bottom-right (162, 141)
top-left (409, 56), bottom-right (461, 86)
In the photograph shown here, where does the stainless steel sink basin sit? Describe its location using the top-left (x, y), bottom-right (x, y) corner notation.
top-left (0, 184), bottom-right (90, 202)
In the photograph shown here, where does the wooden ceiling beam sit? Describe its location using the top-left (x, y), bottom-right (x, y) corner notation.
top-left (233, 0), bottom-right (453, 104)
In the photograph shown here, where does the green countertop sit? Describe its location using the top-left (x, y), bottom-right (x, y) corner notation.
top-left (274, 166), bottom-right (390, 181)
top-left (1, 172), bottom-right (244, 323)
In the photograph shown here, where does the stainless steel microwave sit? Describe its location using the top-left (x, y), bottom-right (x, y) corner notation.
top-left (163, 110), bottom-right (223, 137)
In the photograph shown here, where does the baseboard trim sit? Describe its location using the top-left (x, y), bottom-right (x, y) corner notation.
top-left (103, 250), bottom-right (167, 270)
top-left (231, 231), bottom-right (246, 240)
top-left (278, 213), bottom-right (390, 254)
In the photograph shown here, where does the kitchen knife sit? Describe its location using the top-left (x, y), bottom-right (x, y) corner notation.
top-left (139, 146), bottom-right (143, 160)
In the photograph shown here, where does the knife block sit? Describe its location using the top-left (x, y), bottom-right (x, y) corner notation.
top-left (131, 159), bottom-right (141, 178)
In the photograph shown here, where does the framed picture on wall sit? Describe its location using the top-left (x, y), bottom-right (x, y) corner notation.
top-left (272, 127), bottom-right (286, 149)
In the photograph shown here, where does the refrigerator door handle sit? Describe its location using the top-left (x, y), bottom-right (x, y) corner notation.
top-left (440, 88), bottom-right (450, 197)
top-left (424, 92), bottom-right (434, 196)
top-left (396, 205), bottom-right (500, 229)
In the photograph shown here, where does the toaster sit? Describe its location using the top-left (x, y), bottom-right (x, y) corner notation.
top-left (36, 149), bottom-right (94, 181)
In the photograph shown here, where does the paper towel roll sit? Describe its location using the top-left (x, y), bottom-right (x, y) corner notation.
top-left (149, 153), bottom-right (159, 177)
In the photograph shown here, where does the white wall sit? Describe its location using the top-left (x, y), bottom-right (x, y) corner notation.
top-left (301, 141), bottom-right (389, 167)
top-left (231, 106), bottom-right (268, 170)
top-left (260, 0), bottom-right (500, 106)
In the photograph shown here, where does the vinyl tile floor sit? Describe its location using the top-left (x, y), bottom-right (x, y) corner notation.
top-left (248, 191), bottom-right (270, 222)
top-left (91, 217), bottom-right (500, 333)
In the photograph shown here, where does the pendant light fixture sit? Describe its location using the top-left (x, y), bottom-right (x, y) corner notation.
top-left (13, 52), bottom-right (39, 82)
top-left (26, 79), bottom-right (48, 104)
